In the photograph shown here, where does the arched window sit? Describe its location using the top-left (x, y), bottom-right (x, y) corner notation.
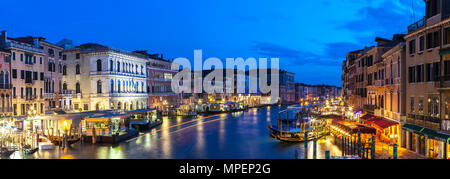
top-left (6, 94), bottom-right (9, 112)
top-left (110, 80), bottom-right (114, 93)
top-left (0, 71), bottom-right (4, 88)
top-left (76, 64), bottom-right (80, 74)
top-left (117, 62), bottom-right (121, 72)
top-left (97, 80), bottom-right (102, 93)
top-left (63, 83), bottom-right (67, 91)
top-left (118, 81), bottom-right (121, 93)
top-left (59, 64), bottom-right (62, 73)
top-left (63, 65), bottom-right (67, 75)
top-left (136, 82), bottom-right (138, 93)
top-left (123, 80), bottom-right (125, 92)
top-left (110, 60), bottom-right (114, 71)
top-left (1, 94), bottom-right (4, 112)
top-left (97, 59), bottom-right (102, 72)
top-left (76, 82), bottom-right (81, 93)
top-left (4, 72), bottom-right (9, 87)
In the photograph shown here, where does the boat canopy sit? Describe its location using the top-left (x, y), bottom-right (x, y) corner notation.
top-left (86, 113), bottom-right (131, 120)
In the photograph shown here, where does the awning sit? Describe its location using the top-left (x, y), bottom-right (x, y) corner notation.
top-left (360, 114), bottom-right (375, 120)
top-left (402, 123), bottom-right (450, 142)
top-left (363, 117), bottom-right (398, 130)
top-left (331, 120), bottom-right (377, 134)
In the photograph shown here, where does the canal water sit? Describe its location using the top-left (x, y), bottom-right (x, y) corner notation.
top-left (10, 105), bottom-right (342, 159)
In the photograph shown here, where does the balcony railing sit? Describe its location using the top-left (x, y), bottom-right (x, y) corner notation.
top-left (25, 96), bottom-right (37, 101)
top-left (44, 93), bottom-right (55, 99)
top-left (90, 92), bottom-right (148, 98)
top-left (363, 104), bottom-right (377, 112)
top-left (0, 84), bottom-right (12, 89)
top-left (152, 78), bottom-right (172, 82)
top-left (375, 80), bottom-right (384, 86)
top-left (6, 41), bottom-right (44, 54)
top-left (435, 75), bottom-right (450, 88)
top-left (90, 71), bottom-right (146, 78)
top-left (406, 113), bottom-right (441, 131)
top-left (407, 17), bottom-right (426, 33)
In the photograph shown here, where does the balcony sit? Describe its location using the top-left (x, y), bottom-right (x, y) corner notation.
top-left (406, 113), bottom-right (441, 131)
top-left (0, 84), bottom-right (12, 89)
top-left (152, 78), bottom-right (172, 82)
top-left (74, 93), bottom-right (82, 99)
top-left (44, 93), bottom-right (55, 99)
top-left (363, 104), bottom-right (377, 112)
top-left (61, 90), bottom-right (74, 98)
top-left (25, 96), bottom-right (37, 101)
top-left (6, 41), bottom-right (44, 54)
top-left (435, 75), bottom-right (450, 89)
top-left (407, 17), bottom-right (425, 33)
top-left (90, 71), bottom-right (146, 78)
top-left (90, 92), bottom-right (148, 98)
top-left (375, 80), bottom-right (384, 86)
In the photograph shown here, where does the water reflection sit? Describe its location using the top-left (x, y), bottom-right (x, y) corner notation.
top-left (12, 105), bottom-right (339, 159)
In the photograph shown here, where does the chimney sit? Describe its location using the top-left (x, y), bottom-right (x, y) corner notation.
top-left (0, 31), bottom-right (6, 48)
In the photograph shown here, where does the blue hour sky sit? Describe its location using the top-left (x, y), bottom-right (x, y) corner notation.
top-left (0, 0), bottom-right (425, 86)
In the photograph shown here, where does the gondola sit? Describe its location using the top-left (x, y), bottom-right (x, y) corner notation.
top-left (1, 148), bottom-right (16, 158)
top-left (51, 138), bottom-right (80, 146)
top-left (22, 145), bottom-right (39, 155)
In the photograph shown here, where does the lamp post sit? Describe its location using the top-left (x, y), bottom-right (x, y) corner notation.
top-left (62, 120), bottom-right (69, 149)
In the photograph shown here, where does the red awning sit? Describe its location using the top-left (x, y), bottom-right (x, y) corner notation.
top-left (363, 117), bottom-right (398, 130)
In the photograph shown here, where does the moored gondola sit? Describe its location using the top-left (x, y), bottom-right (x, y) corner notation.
top-left (21, 145), bottom-right (39, 155)
top-left (1, 148), bottom-right (16, 158)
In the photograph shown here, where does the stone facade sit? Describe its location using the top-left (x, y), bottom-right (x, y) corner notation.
top-left (63, 43), bottom-right (148, 112)
top-left (381, 43), bottom-right (407, 122)
top-left (133, 51), bottom-right (179, 110)
top-left (0, 48), bottom-right (11, 116)
top-left (0, 32), bottom-right (46, 117)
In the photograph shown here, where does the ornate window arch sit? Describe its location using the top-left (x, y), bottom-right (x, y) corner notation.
top-left (97, 59), bottom-right (102, 72)
top-left (97, 80), bottom-right (102, 93)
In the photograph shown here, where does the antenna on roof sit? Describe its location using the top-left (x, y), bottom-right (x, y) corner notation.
top-left (411, 0), bottom-right (416, 23)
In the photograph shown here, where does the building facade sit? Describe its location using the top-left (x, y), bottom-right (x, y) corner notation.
top-left (382, 43), bottom-right (407, 122)
top-left (0, 47), bottom-right (11, 116)
top-left (280, 70), bottom-right (295, 104)
top-left (62, 43), bottom-right (148, 112)
top-left (40, 40), bottom-right (64, 112)
top-left (403, 0), bottom-right (450, 159)
top-left (0, 31), bottom-right (46, 117)
top-left (133, 51), bottom-right (179, 111)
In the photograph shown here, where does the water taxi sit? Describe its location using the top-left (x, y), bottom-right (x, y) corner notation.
top-left (82, 113), bottom-right (138, 144)
top-left (208, 103), bottom-right (223, 113)
top-left (127, 108), bottom-right (162, 129)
